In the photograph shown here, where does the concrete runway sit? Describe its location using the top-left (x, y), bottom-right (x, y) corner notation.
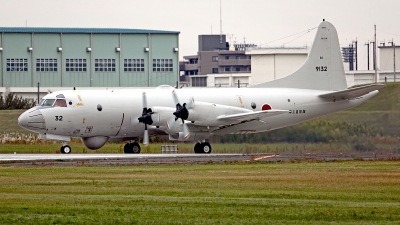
top-left (0, 152), bottom-right (398, 167)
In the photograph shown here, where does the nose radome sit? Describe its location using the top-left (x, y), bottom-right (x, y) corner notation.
top-left (17, 111), bottom-right (29, 128)
top-left (18, 108), bottom-right (46, 132)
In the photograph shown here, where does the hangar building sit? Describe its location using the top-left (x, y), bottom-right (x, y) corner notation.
top-left (0, 27), bottom-right (180, 100)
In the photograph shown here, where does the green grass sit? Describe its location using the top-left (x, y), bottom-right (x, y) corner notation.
top-left (0, 161), bottom-right (399, 224)
top-left (0, 109), bottom-right (28, 134)
top-left (322, 82), bottom-right (400, 135)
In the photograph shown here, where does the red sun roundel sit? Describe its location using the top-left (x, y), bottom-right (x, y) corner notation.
top-left (261, 104), bottom-right (271, 111)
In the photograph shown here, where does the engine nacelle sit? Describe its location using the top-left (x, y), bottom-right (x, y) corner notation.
top-left (151, 102), bottom-right (252, 129)
top-left (149, 106), bottom-right (175, 127)
top-left (169, 132), bottom-right (209, 142)
top-left (186, 102), bottom-right (252, 126)
top-left (82, 136), bottom-right (109, 150)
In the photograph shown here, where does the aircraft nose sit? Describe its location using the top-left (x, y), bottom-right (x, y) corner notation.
top-left (18, 108), bottom-right (46, 132)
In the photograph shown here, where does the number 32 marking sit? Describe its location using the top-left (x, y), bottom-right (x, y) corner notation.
top-left (55, 116), bottom-right (63, 121)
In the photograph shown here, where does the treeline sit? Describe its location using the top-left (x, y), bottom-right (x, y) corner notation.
top-left (210, 119), bottom-right (384, 144)
top-left (0, 93), bottom-right (35, 110)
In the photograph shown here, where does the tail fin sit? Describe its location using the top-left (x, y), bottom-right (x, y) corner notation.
top-left (251, 20), bottom-right (347, 90)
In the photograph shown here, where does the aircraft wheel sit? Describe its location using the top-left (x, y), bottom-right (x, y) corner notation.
top-left (61, 145), bottom-right (72, 154)
top-left (124, 143), bottom-right (141, 154)
top-left (132, 143), bottom-right (141, 154)
top-left (199, 142), bottom-right (212, 154)
top-left (194, 143), bottom-right (201, 154)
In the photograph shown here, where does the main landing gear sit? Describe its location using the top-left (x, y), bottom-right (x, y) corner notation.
top-left (194, 142), bottom-right (212, 154)
top-left (124, 142), bottom-right (141, 154)
top-left (60, 142), bottom-right (72, 154)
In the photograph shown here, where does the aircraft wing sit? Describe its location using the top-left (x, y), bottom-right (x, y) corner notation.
top-left (216, 109), bottom-right (289, 122)
top-left (318, 84), bottom-right (385, 100)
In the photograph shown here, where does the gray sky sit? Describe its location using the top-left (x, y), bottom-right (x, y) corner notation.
top-left (1, 0), bottom-right (399, 70)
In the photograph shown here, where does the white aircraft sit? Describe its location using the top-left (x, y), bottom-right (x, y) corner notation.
top-left (18, 20), bottom-right (384, 154)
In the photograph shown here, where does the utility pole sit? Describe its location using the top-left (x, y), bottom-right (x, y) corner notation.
top-left (365, 41), bottom-right (370, 70)
top-left (389, 39), bottom-right (396, 82)
top-left (370, 41), bottom-right (375, 70)
top-left (354, 39), bottom-right (358, 70)
top-left (219, 0), bottom-right (222, 44)
top-left (374, 24), bottom-right (377, 83)
top-left (37, 82), bottom-right (40, 104)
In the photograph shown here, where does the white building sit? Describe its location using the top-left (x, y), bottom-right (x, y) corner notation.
top-left (246, 47), bottom-right (309, 85)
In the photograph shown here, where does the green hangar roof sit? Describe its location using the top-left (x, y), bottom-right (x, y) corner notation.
top-left (0, 27), bottom-right (180, 34)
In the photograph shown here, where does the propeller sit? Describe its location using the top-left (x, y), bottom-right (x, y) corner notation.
top-left (166, 90), bottom-right (193, 140)
top-left (137, 92), bottom-right (153, 145)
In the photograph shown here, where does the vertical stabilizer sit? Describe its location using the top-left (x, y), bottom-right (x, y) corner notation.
top-left (251, 20), bottom-right (347, 90)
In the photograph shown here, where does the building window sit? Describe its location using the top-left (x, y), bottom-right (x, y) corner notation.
top-left (225, 67), bottom-right (230, 72)
top-left (35, 59), bottom-right (57, 72)
top-left (95, 59), bottom-right (115, 72)
top-left (225, 56), bottom-right (229, 60)
top-left (236, 67), bottom-right (240, 72)
top-left (212, 68), bottom-right (218, 73)
top-left (152, 59), bottom-right (173, 72)
top-left (124, 59), bottom-right (144, 72)
top-left (6, 59), bottom-right (28, 72)
top-left (66, 59), bottom-right (87, 72)
top-left (192, 77), bottom-right (207, 87)
top-left (212, 56), bottom-right (218, 62)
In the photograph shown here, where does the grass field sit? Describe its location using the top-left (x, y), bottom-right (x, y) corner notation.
top-left (0, 161), bottom-right (399, 224)
top-left (323, 83), bottom-right (400, 136)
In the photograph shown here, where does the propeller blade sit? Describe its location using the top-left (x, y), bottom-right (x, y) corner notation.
top-left (142, 92), bottom-right (148, 109)
top-left (186, 97), bottom-right (194, 109)
top-left (166, 116), bottom-right (176, 130)
top-left (171, 89), bottom-right (180, 106)
top-left (182, 122), bottom-right (190, 140)
top-left (143, 129), bottom-right (149, 146)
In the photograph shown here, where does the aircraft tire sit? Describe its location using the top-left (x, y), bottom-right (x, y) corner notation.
top-left (194, 143), bottom-right (201, 154)
top-left (199, 142), bottom-right (212, 154)
top-left (124, 143), bottom-right (141, 154)
top-left (132, 143), bottom-right (141, 154)
top-left (61, 145), bottom-right (72, 154)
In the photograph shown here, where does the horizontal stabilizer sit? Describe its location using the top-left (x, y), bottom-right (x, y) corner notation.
top-left (319, 84), bottom-right (385, 100)
top-left (217, 110), bottom-right (288, 122)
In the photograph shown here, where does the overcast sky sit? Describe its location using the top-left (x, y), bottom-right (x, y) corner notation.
top-left (1, 0), bottom-right (399, 70)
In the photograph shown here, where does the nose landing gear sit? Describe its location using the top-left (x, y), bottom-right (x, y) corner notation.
top-left (60, 142), bottom-right (72, 154)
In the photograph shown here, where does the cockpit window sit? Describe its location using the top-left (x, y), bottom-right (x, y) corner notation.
top-left (41, 99), bottom-right (55, 106)
top-left (54, 99), bottom-right (67, 107)
top-left (38, 99), bottom-right (45, 105)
